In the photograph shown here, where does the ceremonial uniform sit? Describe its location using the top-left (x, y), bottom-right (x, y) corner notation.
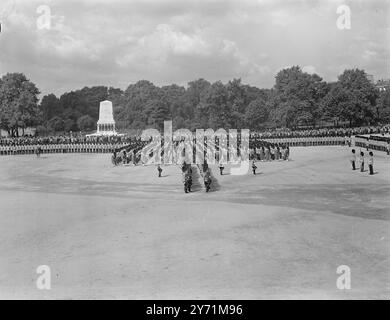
top-left (359, 152), bottom-right (365, 172)
top-left (219, 162), bottom-right (224, 175)
top-left (368, 152), bottom-right (374, 175)
top-left (265, 148), bottom-right (270, 161)
top-left (350, 149), bottom-right (356, 170)
top-left (252, 160), bottom-right (257, 175)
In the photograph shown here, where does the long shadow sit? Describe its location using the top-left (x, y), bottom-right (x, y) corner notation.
top-left (196, 165), bottom-right (221, 193)
top-left (190, 165), bottom-right (204, 192)
top-left (207, 167), bottom-right (221, 192)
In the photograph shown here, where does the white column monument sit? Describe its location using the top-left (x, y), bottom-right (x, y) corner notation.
top-left (96, 100), bottom-right (117, 136)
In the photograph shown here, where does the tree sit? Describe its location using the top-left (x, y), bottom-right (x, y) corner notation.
top-left (186, 79), bottom-right (211, 128)
top-left (273, 66), bottom-right (328, 127)
top-left (376, 89), bottom-right (390, 122)
top-left (39, 94), bottom-right (61, 123)
top-left (161, 84), bottom-right (186, 119)
top-left (3, 68), bottom-right (383, 134)
top-left (145, 98), bottom-right (170, 131)
top-left (226, 78), bottom-right (246, 128)
top-left (244, 97), bottom-right (269, 130)
top-left (122, 80), bottom-right (161, 128)
top-left (47, 116), bottom-right (64, 132)
top-left (324, 69), bottom-right (379, 126)
top-left (80, 86), bottom-right (108, 119)
top-left (77, 115), bottom-right (95, 131)
top-left (64, 118), bottom-right (76, 132)
top-left (0, 73), bottom-right (40, 137)
top-left (202, 81), bottom-right (229, 129)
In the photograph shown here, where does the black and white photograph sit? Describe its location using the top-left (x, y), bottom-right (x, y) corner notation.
top-left (0, 0), bottom-right (389, 303)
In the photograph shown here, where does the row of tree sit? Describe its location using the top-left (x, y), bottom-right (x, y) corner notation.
top-left (0, 67), bottom-right (389, 136)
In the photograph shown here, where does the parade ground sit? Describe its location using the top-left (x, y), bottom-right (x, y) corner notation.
top-left (0, 146), bottom-right (389, 299)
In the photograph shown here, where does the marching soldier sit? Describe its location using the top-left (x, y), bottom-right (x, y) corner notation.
top-left (35, 145), bottom-right (41, 158)
top-left (260, 146), bottom-right (265, 161)
top-left (204, 169), bottom-right (211, 192)
top-left (359, 151), bottom-right (365, 172)
top-left (350, 149), bottom-right (356, 170)
top-left (265, 146), bottom-right (270, 161)
top-left (183, 170), bottom-right (192, 193)
top-left (219, 162), bottom-right (224, 175)
top-left (122, 149), bottom-right (127, 164)
top-left (111, 150), bottom-right (117, 166)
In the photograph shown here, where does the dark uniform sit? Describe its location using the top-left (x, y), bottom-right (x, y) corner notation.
top-left (219, 163), bottom-right (224, 175)
top-left (368, 151), bottom-right (374, 175)
top-left (204, 170), bottom-right (211, 192)
top-left (252, 160), bottom-right (257, 175)
top-left (350, 149), bottom-right (356, 170)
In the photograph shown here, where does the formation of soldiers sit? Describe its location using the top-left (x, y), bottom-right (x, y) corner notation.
top-left (178, 161), bottom-right (212, 193)
top-left (2, 123), bottom-right (389, 157)
top-left (0, 135), bottom-right (144, 156)
top-left (250, 125), bottom-right (390, 139)
top-left (249, 141), bottom-right (290, 161)
top-left (354, 134), bottom-right (390, 153)
top-left (111, 141), bottom-right (147, 166)
top-left (350, 149), bottom-right (375, 175)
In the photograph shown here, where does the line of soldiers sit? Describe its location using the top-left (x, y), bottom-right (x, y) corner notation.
top-left (179, 161), bottom-right (212, 193)
top-left (350, 149), bottom-right (375, 175)
top-left (250, 125), bottom-right (390, 139)
top-left (111, 142), bottom-right (147, 166)
top-left (249, 142), bottom-right (290, 161)
top-left (0, 143), bottom-right (126, 155)
top-left (0, 135), bottom-right (138, 146)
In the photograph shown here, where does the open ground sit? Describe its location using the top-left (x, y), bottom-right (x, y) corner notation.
top-left (0, 146), bottom-right (389, 299)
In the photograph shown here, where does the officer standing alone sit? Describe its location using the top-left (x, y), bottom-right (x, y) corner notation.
top-left (219, 162), bottom-right (224, 175)
top-left (350, 149), bottom-right (356, 170)
top-left (157, 164), bottom-right (162, 177)
top-left (252, 160), bottom-right (257, 175)
top-left (368, 151), bottom-right (374, 175)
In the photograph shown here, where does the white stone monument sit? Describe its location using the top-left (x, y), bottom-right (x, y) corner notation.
top-left (97, 100), bottom-right (116, 135)
top-left (87, 100), bottom-right (120, 136)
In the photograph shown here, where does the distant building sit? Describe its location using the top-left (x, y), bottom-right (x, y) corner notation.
top-left (375, 79), bottom-right (390, 92)
top-left (366, 74), bottom-right (374, 84)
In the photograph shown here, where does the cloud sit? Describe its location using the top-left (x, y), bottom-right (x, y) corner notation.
top-left (302, 65), bottom-right (317, 74)
top-left (0, 0), bottom-right (388, 97)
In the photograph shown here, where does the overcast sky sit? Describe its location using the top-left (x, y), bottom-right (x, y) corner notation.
top-left (0, 0), bottom-right (389, 97)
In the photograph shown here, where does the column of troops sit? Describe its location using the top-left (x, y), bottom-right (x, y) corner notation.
top-left (256, 136), bottom-right (347, 147)
top-left (0, 143), bottom-right (129, 155)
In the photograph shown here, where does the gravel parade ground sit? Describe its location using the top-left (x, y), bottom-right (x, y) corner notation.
top-left (0, 146), bottom-right (389, 299)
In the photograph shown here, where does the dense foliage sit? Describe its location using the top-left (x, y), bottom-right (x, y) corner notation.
top-left (1, 66), bottom-right (389, 136)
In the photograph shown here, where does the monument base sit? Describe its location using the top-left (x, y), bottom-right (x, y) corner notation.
top-left (86, 131), bottom-right (124, 137)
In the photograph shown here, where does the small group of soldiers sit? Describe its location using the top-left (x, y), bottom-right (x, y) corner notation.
top-left (111, 145), bottom-right (144, 166)
top-left (218, 160), bottom-right (259, 176)
top-left (249, 143), bottom-right (290, 162)
top-left (350, 149), bottom-right (374, 175)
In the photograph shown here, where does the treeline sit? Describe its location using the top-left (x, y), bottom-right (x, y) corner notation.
top-left (0, 66), bottom-right (389, 137)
